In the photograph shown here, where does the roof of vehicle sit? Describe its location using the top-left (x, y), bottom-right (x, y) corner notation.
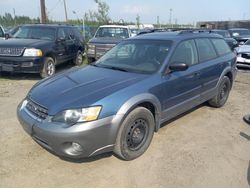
top-left (99, 25), bottom-right (129, 29)
top-left (131, 31), bottom-right (223, 41)
top-left (19, 24), bottom-right (75, 28)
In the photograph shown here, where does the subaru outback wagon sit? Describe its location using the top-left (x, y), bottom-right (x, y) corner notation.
top-left (17, 31), bottom-right (237, 160)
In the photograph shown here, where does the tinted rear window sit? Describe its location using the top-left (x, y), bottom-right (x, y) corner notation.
top-left (195, 38), bottom-right (217, 62)
top-left (211, 38), bottom-right (231, 56)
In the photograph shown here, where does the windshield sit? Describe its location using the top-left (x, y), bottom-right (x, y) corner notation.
top-left (213, 30), bottom-right (230, 38)
top-left (95, 27), bottom-right (129, 38)
top-left (13, 26), bottom-right (56, 40)
top-left (245, 40), bottom-right (250, 45)
top-left (95, 40), bottom-right (172, 74)
top-left (230, 29), bottom-right (250, 36)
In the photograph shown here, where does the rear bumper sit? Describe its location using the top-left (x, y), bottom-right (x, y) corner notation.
top-left (17, 100), bottom-right (123, 158)
top-left (0, 56), bottom-right (44, 73)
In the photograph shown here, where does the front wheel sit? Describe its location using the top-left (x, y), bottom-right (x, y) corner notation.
top-left (208, 76), bottom-right (231, 108)
top-left (73, 50), bottom-right (83, 66)
top-left (114, 107), bottom-right (155, 160)
top-left (40, 57), bottom-right (55, 78)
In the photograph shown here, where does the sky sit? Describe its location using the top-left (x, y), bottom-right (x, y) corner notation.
top-left (0, 0), bottom-right (250, 24)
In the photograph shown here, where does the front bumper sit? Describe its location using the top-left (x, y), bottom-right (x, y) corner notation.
top-left (0, 56), bottom-right (44, 73)
top-left (17, 102), bottom-right (123, 158)
top-left (237, 56), bottom-right (250, 68)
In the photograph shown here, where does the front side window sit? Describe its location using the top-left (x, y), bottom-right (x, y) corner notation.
top-left (195, 38), bottom-right (217, 62)
top-left (211, 38), bottom-right (231, 56)
top-left (95, 27), bottom-right (129, 39)
top-left (170, 40), bottom-right (198, 66)
top-left (95, 40), bottom-right (172, 74)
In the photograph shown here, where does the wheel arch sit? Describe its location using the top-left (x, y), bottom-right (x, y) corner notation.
top-left (116, 93), bottom-right (162, 132)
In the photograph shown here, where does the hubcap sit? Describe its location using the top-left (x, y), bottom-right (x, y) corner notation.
top-left (219, 83), bottom-right (228, 100)
top-left (126, 119), bottom-right (148, 150)
top-left (77, 53), bottom-right (82, 64)
top-left (47, 61), bottom-right (55, 76)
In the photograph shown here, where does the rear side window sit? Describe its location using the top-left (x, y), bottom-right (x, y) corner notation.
top-left (195, 38), bottom-right (217, 62)
top-left (211, 38), bottom-right (231, 56)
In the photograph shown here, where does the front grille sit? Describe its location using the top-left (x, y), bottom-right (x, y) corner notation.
top-left (26, 99), bottom-right (48, 120)
top-left (0, 47), bottom-right (24, 56)
top-left (95, 44), bottom-right (115, 58)
top-left (242, 53), bottom-right (250, 59)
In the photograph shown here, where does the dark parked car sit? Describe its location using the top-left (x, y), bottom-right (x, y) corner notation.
top-left (210, 29), bottom-right (238, 50)
top-left (0, 24), bottom-right (84, 78)
top-left (228, 28), bottom-right (250, 45)
top-left (87, 25), bottom-right (132, 63)
top-left (17, 31), bottom-right (237, 160)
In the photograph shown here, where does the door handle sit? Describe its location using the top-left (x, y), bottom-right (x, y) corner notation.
top-left (194, 72), bottom-right (201, 78)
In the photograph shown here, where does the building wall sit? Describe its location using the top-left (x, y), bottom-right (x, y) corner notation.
top-left (197, 20), bottom-right (250, 29)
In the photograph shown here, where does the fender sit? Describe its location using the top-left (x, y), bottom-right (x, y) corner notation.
top-left (116, 93), bottom-right (162, 131)
top-left (215, 66), bottom-right (235, 90)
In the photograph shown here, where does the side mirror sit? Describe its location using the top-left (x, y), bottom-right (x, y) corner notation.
top-left (169, 63), bottom-right (189, 72)
top-left (4, 33), bottom-right (10, 40)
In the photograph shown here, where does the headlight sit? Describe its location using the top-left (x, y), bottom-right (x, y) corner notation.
top-left (52, 106), bottom-right (102, 125)
top-left (237, 53), bottom-right (242, 57)
top-left (23, 48), bottom-right (43, 57)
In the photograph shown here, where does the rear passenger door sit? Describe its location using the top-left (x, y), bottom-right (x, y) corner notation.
top-left (64, 27), bottom-right (78, 60)
top-left (195, 38), bottom-right (227, 101)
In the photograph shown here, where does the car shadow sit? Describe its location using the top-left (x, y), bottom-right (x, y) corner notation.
top-left (160, 103), bottom-right (205, 129)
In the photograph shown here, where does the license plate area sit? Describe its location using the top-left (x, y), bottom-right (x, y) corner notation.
top-left (2, 64), bottom-right (14, 71)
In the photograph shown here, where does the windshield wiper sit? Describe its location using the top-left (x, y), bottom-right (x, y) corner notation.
top-left (108, 66), bottom-right (128, 72)
top-left (93, 64), bottom-right (128, 72)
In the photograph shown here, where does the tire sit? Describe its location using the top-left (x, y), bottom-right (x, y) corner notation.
top-left (208, 76), bottom-right (231, 108)
top-left (40, 57), bottom-right (55, 78)
top-left (114, 107), bottom-right (155, 160)
top-left (73, 50), bottom-right (83, 66)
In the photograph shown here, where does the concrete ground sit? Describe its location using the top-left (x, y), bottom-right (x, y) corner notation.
top-left (0, 69), bottom-right (249, 188)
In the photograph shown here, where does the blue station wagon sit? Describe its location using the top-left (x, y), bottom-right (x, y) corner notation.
top-left (17, 31), bottom-right (237, 160)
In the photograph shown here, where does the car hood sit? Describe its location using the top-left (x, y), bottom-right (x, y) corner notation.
top-left (89, 37), bottom-right (124, 45)
top-left (236, 45), bottom-right (250, 53)
top-left (0, 38), bottom-right (52, 48)
top-left (29, 66), bottom-right (147, 115)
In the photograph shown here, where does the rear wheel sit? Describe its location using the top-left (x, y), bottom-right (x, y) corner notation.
top-left (40, 57), bottom-right (55, 78)
top-left (208, 76), bottom-right (231, 108)
top-left (114, 107), bottom-right (155, 160)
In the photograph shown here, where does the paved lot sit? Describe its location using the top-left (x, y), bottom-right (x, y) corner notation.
top-left (0, 69), bottom-right (249, 188)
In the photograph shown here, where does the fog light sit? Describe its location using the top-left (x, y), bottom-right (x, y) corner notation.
top-left (71, 142), bottom-right (83, 152)
top-left (22, 62), bottom-right (34, 67)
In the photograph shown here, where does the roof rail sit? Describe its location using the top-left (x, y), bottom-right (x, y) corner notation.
top-left (178, 29), bottom-right (210, 35)
top-left (137, 28), bottom-right (170, 35)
